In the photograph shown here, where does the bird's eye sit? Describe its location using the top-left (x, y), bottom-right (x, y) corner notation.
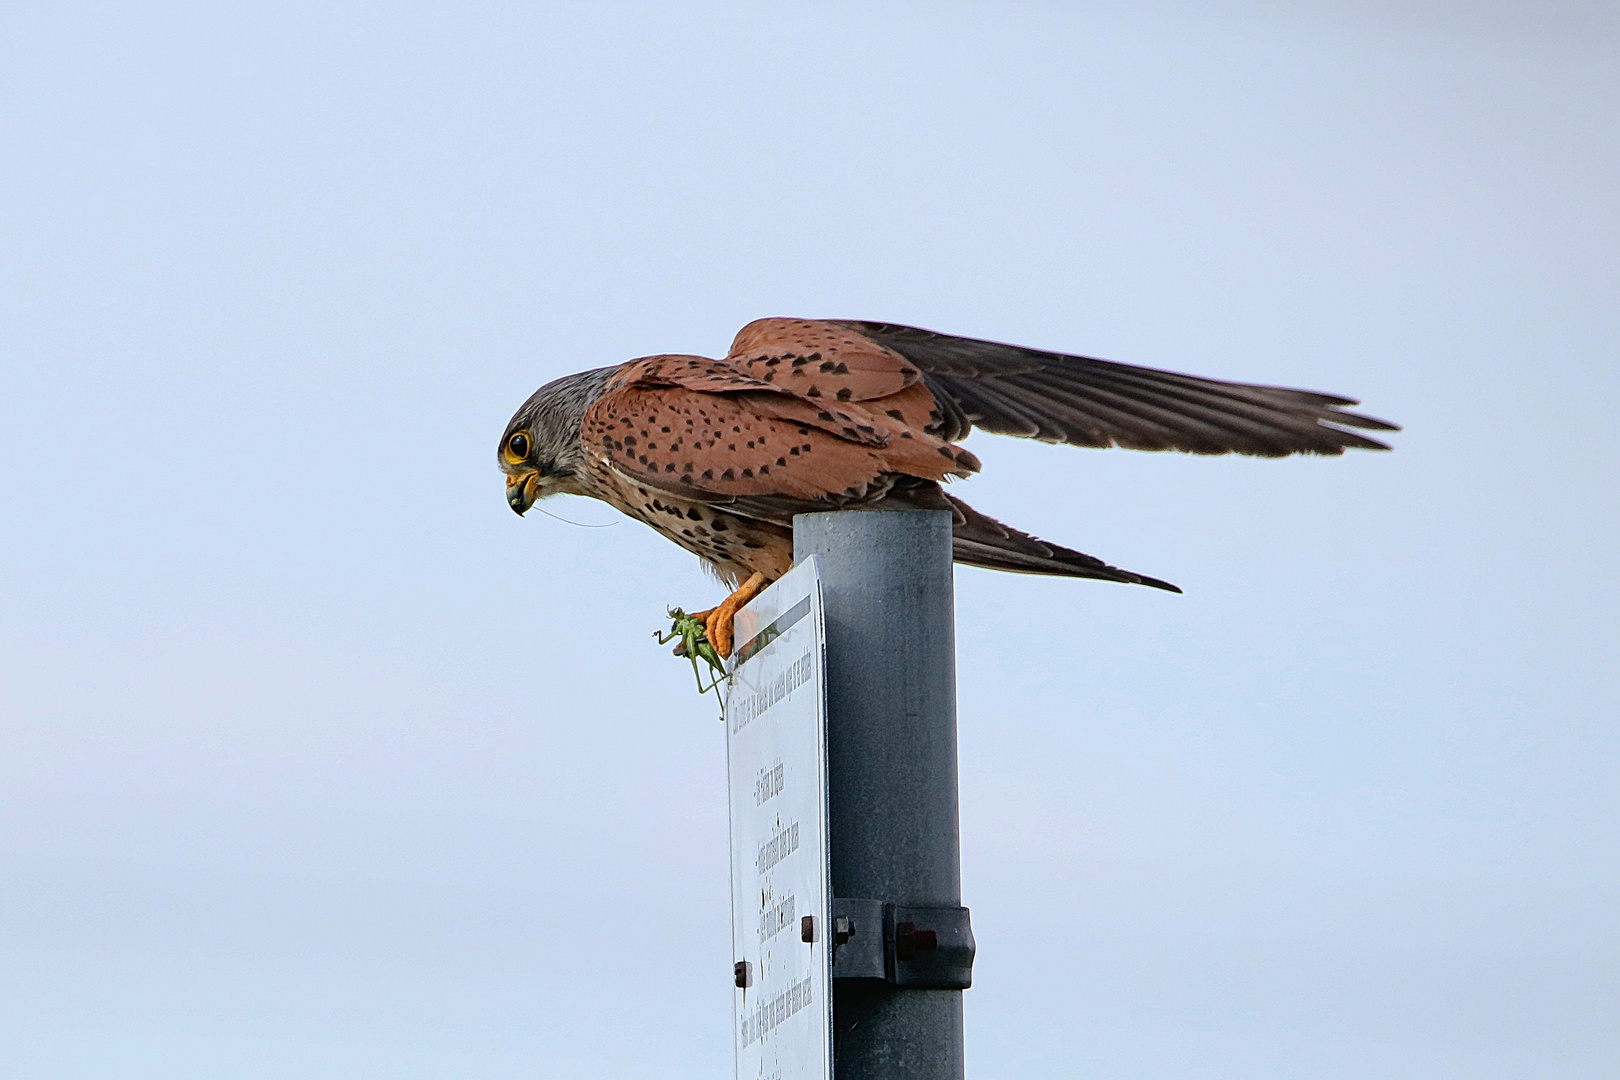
top-left (505, 432), bottom-right (531, 462)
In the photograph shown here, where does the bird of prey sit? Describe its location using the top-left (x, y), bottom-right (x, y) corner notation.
top-left (499, 318), bottom-right (1397, 656)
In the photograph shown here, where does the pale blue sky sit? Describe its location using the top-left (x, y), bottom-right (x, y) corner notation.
top-left (2, 2), bottom-right (1616, 1077)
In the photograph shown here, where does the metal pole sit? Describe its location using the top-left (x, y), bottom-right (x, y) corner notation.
top-left (793, 510), bottom-right (964, 1080)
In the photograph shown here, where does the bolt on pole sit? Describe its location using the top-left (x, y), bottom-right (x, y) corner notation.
top-left (794, 509), bottom-right (965, 1080)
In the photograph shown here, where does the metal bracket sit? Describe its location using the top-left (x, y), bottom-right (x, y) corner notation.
top-left (829, 898), bottom-right (975, 989)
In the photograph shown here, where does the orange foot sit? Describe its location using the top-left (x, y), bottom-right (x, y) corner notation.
top-left (689, 572), bottom-right (768, 659)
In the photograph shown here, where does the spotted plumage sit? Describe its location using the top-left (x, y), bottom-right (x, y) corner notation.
top-left (500, 318), bottom-right (1398, 604)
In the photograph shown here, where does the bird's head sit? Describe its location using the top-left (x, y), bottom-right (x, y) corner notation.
top-left (499, 366), bottom-right (618, 515)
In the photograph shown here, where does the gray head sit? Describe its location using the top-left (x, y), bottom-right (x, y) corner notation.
top-left (499, 366), bottom-right (618, 515)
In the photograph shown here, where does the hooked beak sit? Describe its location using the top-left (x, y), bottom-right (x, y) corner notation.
top-left (506, 472), bottom-right (538, 516)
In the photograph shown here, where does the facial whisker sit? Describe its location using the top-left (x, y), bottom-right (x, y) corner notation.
top-left (532, 505), bottom-right (616, 529)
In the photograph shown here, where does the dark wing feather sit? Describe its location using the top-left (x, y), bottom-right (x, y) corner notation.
top-left (832, 320), bottom-right (1399, 456)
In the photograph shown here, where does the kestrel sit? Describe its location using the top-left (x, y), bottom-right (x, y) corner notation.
top-left (499, 319), bottom-right (1397, 655)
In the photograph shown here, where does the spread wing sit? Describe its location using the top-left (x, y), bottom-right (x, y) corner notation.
top-left (580, 347), bottom-right (979, 508)
top-left (724, 318), bottom-right (1398, 456)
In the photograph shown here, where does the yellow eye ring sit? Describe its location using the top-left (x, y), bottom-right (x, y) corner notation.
top-left (504, 431), bottom-right (531, 464)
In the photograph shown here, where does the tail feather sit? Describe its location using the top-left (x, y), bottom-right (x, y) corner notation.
top-left (945, 493), bottom-right (1181, 593)
top-left (838, 476), bottom-right (1181, 592)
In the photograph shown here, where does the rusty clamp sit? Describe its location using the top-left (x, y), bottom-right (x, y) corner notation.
top-left (829, 898), bottom-right (975, 989)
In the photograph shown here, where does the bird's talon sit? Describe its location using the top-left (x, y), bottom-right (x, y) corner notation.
top-left (704, 572), bottom-right (768, 659)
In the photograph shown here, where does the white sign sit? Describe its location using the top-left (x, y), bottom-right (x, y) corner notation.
top-left (724, 557), bottom-right (832, 1080)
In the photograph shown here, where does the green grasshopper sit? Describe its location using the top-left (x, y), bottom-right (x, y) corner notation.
top-left (656, 608), bottom-right (730, 698)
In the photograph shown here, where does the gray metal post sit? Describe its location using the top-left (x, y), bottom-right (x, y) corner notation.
top-left (794, 510), bottom-right (964, 1080)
